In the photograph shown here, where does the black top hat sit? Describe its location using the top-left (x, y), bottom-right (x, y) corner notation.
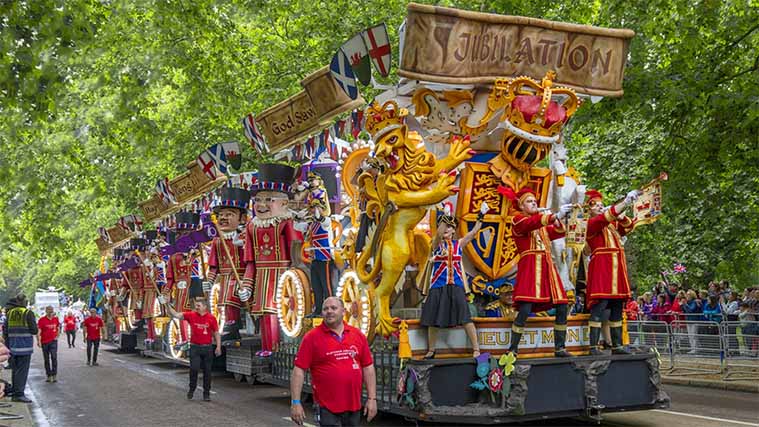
top-left (143, 230), bottom-right (159, 243)
top-left (174, 212), bottom-right (200, 230)
top-left (129, 238), bottom-right (147, 251)
top-left (252, 163), bottom-right (299, 194)
top-left (213, 187), bottom-right (251, 212)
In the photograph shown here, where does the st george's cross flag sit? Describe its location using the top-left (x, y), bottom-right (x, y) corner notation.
top-left (361, 24), bottom-right (392, 77)
top-left (196, 150), bottom-right (219, 180)
top-left (330, 51), bottom-right (359, 100)
top-left (242, 114), bottom-right (268, 154)
top-left (340, 32), bottom-right (371, 86)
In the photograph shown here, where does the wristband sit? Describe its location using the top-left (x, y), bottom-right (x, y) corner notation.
top-left (291, 399), bottom-right (301, 405)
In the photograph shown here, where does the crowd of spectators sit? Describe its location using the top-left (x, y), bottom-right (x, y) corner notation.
top-left (620, 280), bottom-right (759, 355)
top-left (623, 280), bottom-right (759, 325)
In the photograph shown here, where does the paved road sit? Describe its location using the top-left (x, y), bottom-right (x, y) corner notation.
top-left (23, 341), bottom-right (759, 427)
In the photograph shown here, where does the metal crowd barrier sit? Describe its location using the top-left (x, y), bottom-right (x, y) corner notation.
top-left (627, 318), bottom-right (759, 381)
top-left (721, 321), bottom-right (759, 381)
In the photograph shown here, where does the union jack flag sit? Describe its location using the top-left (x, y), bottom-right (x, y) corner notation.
top-left (97, 226), bottom-right (111, 243)
top-left (351, 110), bottom-right (363, 139)
top-left (118, 214), bottom-right (143, 233)
top-left (242, 114), bottom-right (268, 154)
top-left (156, 177), bottom-right (177, 205)
top-left (673, 263), bottom-right (687, 274)
top-left (430, 240), bottom-right (465, 288)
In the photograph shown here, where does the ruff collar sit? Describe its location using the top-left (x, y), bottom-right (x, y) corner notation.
top-left (251, 212), bottom-right (292, 228)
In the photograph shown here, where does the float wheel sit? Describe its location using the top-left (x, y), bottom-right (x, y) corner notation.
top-left (276, 269), bottom-right (312, 338)
top-left (336, 270), bottom-right (375, 342)
top-left (167, 319), bottom-right (186, 359)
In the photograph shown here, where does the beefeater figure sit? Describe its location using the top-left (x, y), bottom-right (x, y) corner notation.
top-left (206, 187), bottom-right (250, 343)
top-left (242, 163), bottom-right (302, 356)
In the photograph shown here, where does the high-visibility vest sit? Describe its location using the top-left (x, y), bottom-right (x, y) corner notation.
top-left (7, 307), bottom-right (34, 355)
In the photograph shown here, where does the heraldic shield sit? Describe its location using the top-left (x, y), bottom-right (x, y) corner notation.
top-left (456, 161), bottom-right (552, 281)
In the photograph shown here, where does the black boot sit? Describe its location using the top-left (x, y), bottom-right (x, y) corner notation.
top-left (610, 327), bottom-right (631, 355)
top-left (221, 321), bottom-right (241, 343)
top-left (554, 329), bottom-right (572, 357)
top-left (589, 327), bottom-right (605, 356)
top-left (130, 319), bottom-right (145, 333)
top-left (508, 331), bottom-right (522, 356)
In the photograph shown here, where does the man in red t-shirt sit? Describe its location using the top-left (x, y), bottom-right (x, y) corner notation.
top-left (82, 308), bottom-right (105, 366)
top-left (163, 297), bottom-right (221, 401)
top-left (290, 297), bottom-right (376, 427)
top-left (63, 311), bottom-right (77, 348)
top-left (37, 306), bottom-right (60, 382)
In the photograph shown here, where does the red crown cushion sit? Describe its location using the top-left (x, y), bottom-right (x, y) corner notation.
top-left (512, 95), bottom-right (568, 128)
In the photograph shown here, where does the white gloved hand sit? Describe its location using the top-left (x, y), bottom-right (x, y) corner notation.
top-left (624, 190), bottom-right (640, 204)
top-left (157, 295), bottom-right (167, 305)
top-left (480, 201), bottom-right (490, 216)
top-left (176, 280), bottom-right (187, 290)
top-left (558, 204), bottom-right (573, 220)
top-left (117, 294), bottom-right (126, 302)
top-left (136, 301), bottom-right (143, 310)
top-left (238, 287), bottom-right (252, 302)
top-left (143, 258), bottom-right (153, 268)
top-left (202, 281), bottom-right (212, 293)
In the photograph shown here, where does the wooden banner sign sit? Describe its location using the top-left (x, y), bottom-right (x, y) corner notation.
top-left (400, 3), bottom-right (635, 97)
top-left (94, 237), bottom-right (109, 254)
top-left (139, 193), bottom-right (170, 223)
top-left (170, 163), bottom-right (215, 205)
top-left (255, 67), bottom-right (365, 153)
top-left (255, 91), bottom-right (321, 153)
top-left (106, 225), bottom-right (130, 245)
top-left (302, 66), bottom-right (365, 126)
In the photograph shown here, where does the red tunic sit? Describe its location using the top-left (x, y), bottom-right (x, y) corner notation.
top-left (164, 253), bottom-right (196, 311)
top-left (207, 237), bottom-right (245, 308)
top-left (109, 278), bottom-right (124, 317)
top-left (243, 218), bottom-right (301, 315)
top-left (124, 267), bottom-right (145, 316)
top-left (511, 212), bottom-right (568, 311)
top-left (586, 206), bottom-right (634, 308)
top-left (141, 264), bottom-right (159, 319)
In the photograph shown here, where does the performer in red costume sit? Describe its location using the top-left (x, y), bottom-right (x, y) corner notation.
top-left (160, 212), bottom-right (202, 348)
top-left (242, 163), bottom-right (302, 356)
top-left (141, 230), bottom-right (164, 345)
top-left (501, 187), bottom-right (573, 357)
top-left (122, 238), bottom-right (147, 333)
top-left (108, 249), bottom-right (126, 337)
top-left (585, 189), bottom-right (639, 355)
top-left (206, 187), bottom-right (250, 343)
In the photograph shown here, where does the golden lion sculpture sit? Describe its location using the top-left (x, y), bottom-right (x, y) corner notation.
top-left (356, 100), bottom-right (473, 337)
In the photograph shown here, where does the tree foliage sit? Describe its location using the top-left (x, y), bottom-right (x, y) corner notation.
top-left (0, 0), bottom-right (757, 299)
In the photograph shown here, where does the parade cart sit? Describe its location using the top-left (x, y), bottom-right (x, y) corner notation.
top-left (253, 3), bottom-right (669, 424)
top-left (83, 2), bottom-right (670, 424)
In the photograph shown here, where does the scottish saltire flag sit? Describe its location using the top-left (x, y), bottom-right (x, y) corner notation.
top-left (330, 51), bottom-right (359, 100)
top-left (340, 33), bottom-right (371, 85)
top-left (156, 177), bottom-right (177, 204)
top-left (362, 24), bottom-right (392, 77)
top-left (242, 114), bottom-right (268, 154)
top-left (222, 141), bottom-right (242, 171)
top-left (206, 143), bottom-right (228, 175)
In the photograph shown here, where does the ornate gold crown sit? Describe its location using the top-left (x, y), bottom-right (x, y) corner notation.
top-left (364, 100), bottom-right (408, 140)
top-left (502, 71), bottom-right (580, 144)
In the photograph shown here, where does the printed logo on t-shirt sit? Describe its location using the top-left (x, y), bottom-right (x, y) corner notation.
top-left (326, 345), bottom-right (360, 369)
top-left (196, 322), bottom-right (210, 335)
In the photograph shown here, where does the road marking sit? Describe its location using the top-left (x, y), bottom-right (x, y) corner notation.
top-left (281, 417), bottom-right (316, 427)
top-left (145, 368), bottom-right (160, 374)
top-left (114, 358), bottom-right (126, 363)
top-left (652, 409), bottom-right (759, 426)
top-left (210, 391), bottom-right (217, 394)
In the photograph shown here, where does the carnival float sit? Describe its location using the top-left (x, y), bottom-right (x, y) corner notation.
top-left (79, 3), bottom-right (670, 423)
